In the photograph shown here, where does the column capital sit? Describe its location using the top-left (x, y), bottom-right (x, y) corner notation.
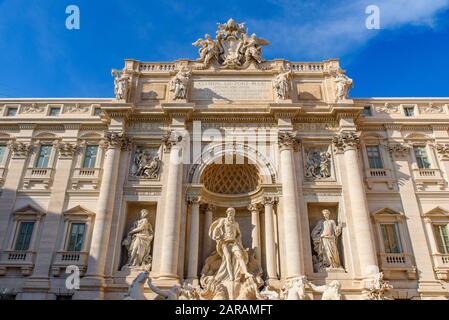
top-left (103, 131), bottom-right (129, 151)
top-left (57, 142), bottom-right (80, 159)
top-left (278, 131), bottom-right (300, 151)
top-left (205, 204), bottom-right (216, 213)
top-left (433, 143), bottom-right (449, 161)
top-left (8, 141), bottom-right (32, 159)
top-left (332, 131), bottom-right (360, 152)
top-left (388, 143), bottom-right (411, 158)
top-left (186, 194), bottom-right (201, 205)
top-left (163, 130), bottom-right (183, 152)
top-left (263, 196), bottom-right (279, 206)
top-left (248, 203), bottom-right (263, 213)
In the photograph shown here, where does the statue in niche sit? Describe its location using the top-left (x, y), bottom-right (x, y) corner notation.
top-left (362, 272), bottom-right (393, 300)
top-left (200, 207), bottom-right (264, 300)
top-left (132, 147), bottom-right (161, 179)
top-left (334, 69), bottom-right (353, 102)
top-left (111, 69), bottom-right (131, 100)
top-left (273, 68), bottom-right (293, 101)
top-left (305, 150), bottom-right (332, 179)
top-left (307, 280), bottom-right (342, 300)
top-left (311, 209), bottom-right (343, 271)
top-left (170, 68), bottom-right (192, 100)
top-left (122, 209), bottom-right (154, 268)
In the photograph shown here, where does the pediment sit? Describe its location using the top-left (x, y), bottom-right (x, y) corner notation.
top-left (423, 206), bottom-right (449, 217)
top-left (372, 207), bottom-right (402, 216)
top-left (63, 205), bottom-right (95, 217)
top-left (14, 204), bottom-right (42, 214)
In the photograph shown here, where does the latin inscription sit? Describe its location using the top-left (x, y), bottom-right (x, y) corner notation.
top-left (192, 80), bottom-right (273, 101)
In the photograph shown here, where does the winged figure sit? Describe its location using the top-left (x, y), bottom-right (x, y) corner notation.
top-left (239, 33), bottom-right (270, 65)
top-left (192, 34), bottom-right (220, 68)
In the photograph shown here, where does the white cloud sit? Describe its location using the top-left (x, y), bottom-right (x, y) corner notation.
top-left (251, 0), bottom-right (449, 60)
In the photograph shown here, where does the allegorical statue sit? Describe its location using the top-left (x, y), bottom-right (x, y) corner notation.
top-left (273, 69), bottom-right (293, 101)
top-left (308, 280), bottom-right (342, 300)
top-left (311, 209), bottom-right (343, 270)
top-left (334, 69), bottom-right (353, 102)
top-left (170, 68), bottom-right (192, 100)
top-left (239, 33), bottom-right (270, 66)
top-left (122, 209), bottom-right (154, 267)
top-left (209, 208), bottom-right (253, 282)
top-left (192, 34), bottom-right (220, 68)
top-left (111, 69), bottom-right (131, 100)
top-left (280, 276), bottom-right (307, 300)
top-left (362, 272), bottom-right (393, 300)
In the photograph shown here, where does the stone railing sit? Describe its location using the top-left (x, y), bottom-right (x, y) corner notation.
top-left (0, 250), bottom-right (36, 276)
top-left (71, 168), bottom-right (102, 190)
top-left (290, 62), bottom-right (328, 73)
top-left (23, 168), bottom-right (54, 189)
top-left (412, 168), bottom-right (445, 190)
top-left (51, 251), bottom-right (88, 276)
top-left (364, 168), bottom-right (394, 189)
top-left (138, 63), bottom-right (177, 73)
top-left (379, 252), bottom-right (413, 268)
top-left (432, 253), bottom-right (449, 280)
top-left (366, 168), bottom-right (389, 178)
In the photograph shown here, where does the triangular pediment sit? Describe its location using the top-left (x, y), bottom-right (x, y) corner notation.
top-left (372, 207), bottom-right (402, 216)
top-left (423, 206), bottom-right (449, 217)
top-left (63, 205), bottom-right (95, 217)
top-left (14, 204), bottom-right (42, 214)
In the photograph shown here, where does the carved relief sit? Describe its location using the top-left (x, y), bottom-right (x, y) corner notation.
top-left (421, 103), bottom-right (444, 114)
top-left (375, 103), bottom-right (400, 114)
top-left (21, 103), bottom-right (45, 114)
top-left (388, 143), bottom-right (411, 158)
top-left (130, 146), bottom-right (162, 179)
top-left (65, 104), bottom-right (90, 114)
top-left (305, 148), bottom-right (332, 179)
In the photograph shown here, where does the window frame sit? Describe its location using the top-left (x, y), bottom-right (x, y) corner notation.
top-left (5, 206), bottom-right (45, 252)
top-left (412, 145), bottom-right (432, 169)
top-left (366, 145), bottom-right (384, 169)
top-left (81, 145), bottom-right (99, 169)
top-left (65, 222), bottom-right (87, 252)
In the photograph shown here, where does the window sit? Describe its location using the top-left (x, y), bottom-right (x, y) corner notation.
top-left (0, 145), bottom-right (6, 163)
top-left (380, 223), bottom-right (403, 253)
top-left (404, 107), bottom-right (415, 117)
top-left (363, 106), bottom-right (373, 116)
top-left (366, 145), bottom-right (383, 169)
top-left (82, 145), bottom-right (98, 168)
top-left (49, 107), bottom-right (60, 116)
top-left (35, 145), bottom-right (52, 168)
top-left (6, 107), bottom-right (18, 117)
top-left (94, 107), bottom-right (102, 116)
top-left (413, 146), bottom-right (431, 169)
top-left (14, 222), bottom-right (35, 251)
top-left (434, 224), bottom-right (449, 254)
top-left (66, 223), bottom-right (86, 252)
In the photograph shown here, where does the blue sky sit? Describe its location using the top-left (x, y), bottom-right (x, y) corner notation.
top-left (0, 0), bottom-right (448, 98)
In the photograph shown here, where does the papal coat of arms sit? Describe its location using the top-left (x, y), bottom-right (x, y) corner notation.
top-left (192, 18), bottom-right (270, 70)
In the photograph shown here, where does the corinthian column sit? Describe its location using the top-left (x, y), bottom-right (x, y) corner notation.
top-left (85, 132), bottom-right (127, 281)
top-left (278, 132), bottom-right (303, 278)
top-left (186, 195), bottom-right (200, 284)
top-left (263, 196), bottom-right (278, 280)
top-left (158, 131), bottom-right (184, 279)
top-left (202, 204), bottom-right (215, 261)
top-left (248, 203), bottom-right (262, 265)
top-left (333, 131), bottom-right (377, 276)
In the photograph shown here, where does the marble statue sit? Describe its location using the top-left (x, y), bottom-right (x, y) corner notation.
top-left (209, 207), bottom-right (253, 282)
top-left (280, 276), bottom-right (307, 300)
top-left (132, 147), bottom-right (161, 179)
top-left (308, 280), bottom-right (342, 300)
top-left (170, 68), bottom-right (192, 100)
top-left (192, 34), bottom-right (220, 68)
top-left (192, 18), bottom-right (269, 70)
top-left (273, 69), bottom-right (293, 101)
top-left (147, 278), bottom-right (200, 300)
top-left (124, 271), bottom-right (148, 300)
top-left (311, 209), bottom-right (343, 271)
top-left (362, 272), bottom-right (393, 300)
top-left (122, 209), bottom-right (154, 268)
top-left (334, 69), bottom-right (353, 102)
top-left (305, 150), bottom-right (332, 179)
top-left (111, 69), bottom-right (131, 100)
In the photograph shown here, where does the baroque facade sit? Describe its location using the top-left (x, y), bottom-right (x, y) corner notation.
top-left (0, 19), bottom-right (449, 300)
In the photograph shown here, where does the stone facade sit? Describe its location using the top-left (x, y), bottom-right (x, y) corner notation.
top-left (0, 20), bottom-right (449, 300)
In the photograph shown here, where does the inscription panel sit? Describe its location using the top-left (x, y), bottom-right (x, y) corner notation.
top-left (192, 80), bottom-right (273, 101)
